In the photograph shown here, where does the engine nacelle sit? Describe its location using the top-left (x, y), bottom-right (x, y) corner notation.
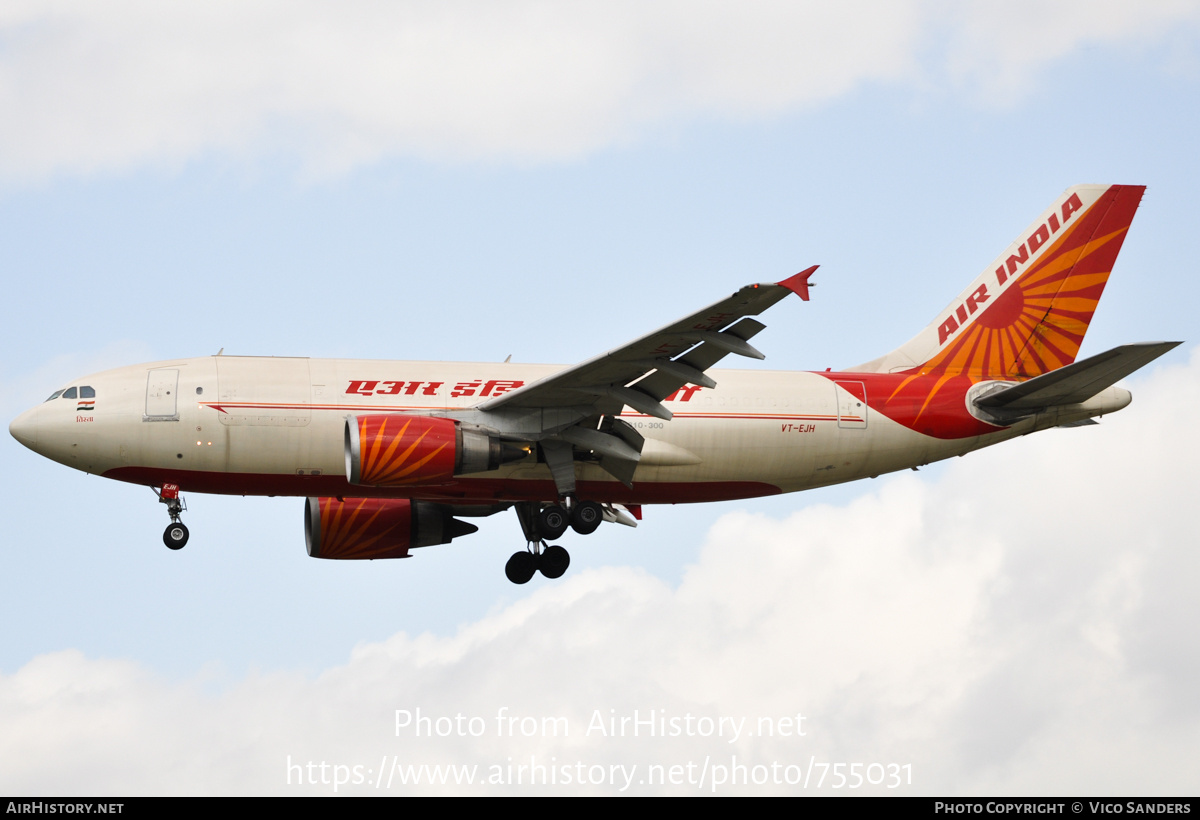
top-left (305, 497), bottom-right (479, 560)
top-left (345, 415), bottom-right (526, 487)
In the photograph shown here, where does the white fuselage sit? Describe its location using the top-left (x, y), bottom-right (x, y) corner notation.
top-left (11, 354), bottom-right (1130, 507)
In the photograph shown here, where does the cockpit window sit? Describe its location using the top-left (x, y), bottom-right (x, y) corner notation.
top-left (80, 386), bottom-right (95, 399)
top-left (44, 390), bottom-right (64, 402)
top-left (62, 387), bottom-right (77, 400)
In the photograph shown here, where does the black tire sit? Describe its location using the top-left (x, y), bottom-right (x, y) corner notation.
top-left (539, 545), bottom-right (570, 579)
top-left (163, 522), bottom-right (189, 550)
top-left (537, 505), bottom-right (569, 540)
top-left (505, 551), bottom-right (537, 584)
top-left (570, 501), bottom-right (603, 535)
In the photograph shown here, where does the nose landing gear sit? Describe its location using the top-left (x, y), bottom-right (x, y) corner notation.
top-left (156, 483), bottom-right (189, 550)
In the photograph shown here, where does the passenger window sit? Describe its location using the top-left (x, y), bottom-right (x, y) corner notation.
top-left (80, 386), bottom-right (95, 398)
top-left (62, 387), bottom-right (77, 399)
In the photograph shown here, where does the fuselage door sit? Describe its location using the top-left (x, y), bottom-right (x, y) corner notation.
top-left (835, 380), bottom-right (867, 429)
top-left (145, 369), bottom-right (179, 421)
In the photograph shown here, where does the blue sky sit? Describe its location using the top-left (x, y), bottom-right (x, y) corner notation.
top-left (1, 1), bottom-right (1198, 795)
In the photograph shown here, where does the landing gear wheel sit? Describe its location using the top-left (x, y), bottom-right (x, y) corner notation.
top-left (570, 501), bottom-right (603, 535)
top-left (505, 551), bottom-right (537, 584)
top-left (537, 505), bottom-right (569, 540)
top-left (163, 522), bottom-right (189, 550)
top-left (539, 545), bottom-right (570, 579)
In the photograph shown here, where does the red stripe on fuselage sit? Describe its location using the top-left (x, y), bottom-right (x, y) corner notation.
top-left (101, 466), bottom-right (783, 505)
top-left (201, 402), bottom-right (840, 424)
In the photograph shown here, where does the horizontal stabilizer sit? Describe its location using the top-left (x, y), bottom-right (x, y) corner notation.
top-left (977, 342), bottom-right (1181, 410)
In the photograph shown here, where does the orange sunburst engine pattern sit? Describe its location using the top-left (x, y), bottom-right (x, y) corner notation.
top-left (308, 497), bottom-right (414, 560)
top-left (354, 415), bottom-right (458, 487)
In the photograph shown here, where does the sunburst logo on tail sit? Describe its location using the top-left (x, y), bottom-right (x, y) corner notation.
top-left (924, 186), bottom-right (1138, 381)
top-left (842, 185), bottom-right (1146, 437)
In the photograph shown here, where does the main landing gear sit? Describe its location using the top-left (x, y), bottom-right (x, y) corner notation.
top-left (507, 499), bottom-right (606, 584)
top-left (505, 544), bottom-right (570, 584)
top-left (156, 483), bottom-right (189, 550)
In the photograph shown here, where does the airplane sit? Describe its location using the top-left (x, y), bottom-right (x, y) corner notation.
top-left (8, 184), bottom-right (1181, 584)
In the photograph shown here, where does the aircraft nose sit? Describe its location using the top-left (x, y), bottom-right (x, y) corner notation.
top-left (9, 408), bottom-right (38, 450)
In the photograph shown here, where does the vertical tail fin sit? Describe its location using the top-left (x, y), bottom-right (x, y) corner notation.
top-left (854, 184), bottom-right (1146, 378)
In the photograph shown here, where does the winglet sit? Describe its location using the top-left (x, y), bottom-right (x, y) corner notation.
top-left (777, 265), bottom-right (819, 301)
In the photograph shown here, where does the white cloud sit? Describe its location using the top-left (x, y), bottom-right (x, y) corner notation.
top-left (0, 0), bottom-right (1196, 180)
top-left (941, 0), bottom-right (1200, 103)
top-left (1, 347), bottom-right (1196, 795)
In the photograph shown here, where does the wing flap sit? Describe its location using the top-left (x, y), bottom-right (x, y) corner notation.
top-left (631, 318), bottom-right (769, 401)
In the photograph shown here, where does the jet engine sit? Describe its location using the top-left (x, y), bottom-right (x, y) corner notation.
top-left (345, 415), bottom-right (527, 487)
top-left (305, 497), bottom-right (479, 560)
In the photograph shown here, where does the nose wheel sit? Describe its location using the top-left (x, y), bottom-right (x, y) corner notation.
top-left (156, 483), bottom-right (189, 551)
top-left (163, 522), bottom-right (189, 550)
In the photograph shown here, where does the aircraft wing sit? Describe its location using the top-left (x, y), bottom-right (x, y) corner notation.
top-left (477, 266), bottom-right (818, 420)
top-left (471, 268), bottom-right (816, 491)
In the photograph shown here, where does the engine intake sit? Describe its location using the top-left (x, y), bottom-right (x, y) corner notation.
top-left (345, 415), bottom-right (526, 487)
top-left (305, 497), bottom-right (479, 560)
